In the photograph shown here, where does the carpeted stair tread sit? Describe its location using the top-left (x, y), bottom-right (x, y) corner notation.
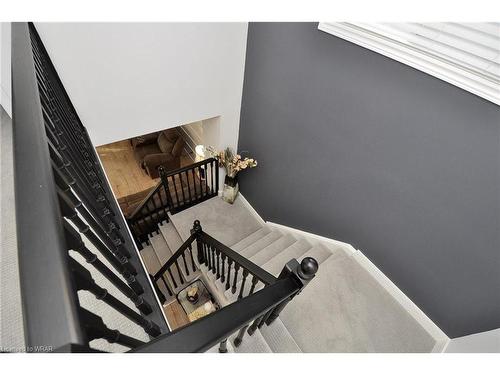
top-left (207, 340), bottom-right (235, 353)
top-left (149, 233), bottom-right (173, 264)
top-left (259, 239), bottom-right (312, 273)
top-left (278, 255), bottom-right (436, 352)
top-left (140, 245), bottom-right (162, 275)
top-left (249, 234), bottom-right (297, 266)
top-left (159, 222), bottom-right (184, 253)
top-left (230, 326), bottom-right (273, 353)
top-left (231, 226), bottom-right (271, 253)
top-left (169, 196), bottom-right (262, 246)
top-left (239, 230), bottom-right (284, 259)
top-left (259, 318), bottom-right (302, 353)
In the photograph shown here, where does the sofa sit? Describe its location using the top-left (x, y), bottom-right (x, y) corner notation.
top-left (132, 128), bottom-right (185, 179)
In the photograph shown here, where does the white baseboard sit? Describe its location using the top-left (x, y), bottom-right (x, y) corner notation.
top-left (236, 193), bottom-right (266, 226)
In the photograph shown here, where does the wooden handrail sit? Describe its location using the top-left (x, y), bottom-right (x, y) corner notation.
top-left (128, 181), bottom-right (163, 219)
top-left (132, 277), bottom-right (301, 352)
top-left (164, 157), bottom-right (217, 177)
top-left (153, 233), bottom-right (197, 280)
top-left (12, 22), bottom-right (86, 350)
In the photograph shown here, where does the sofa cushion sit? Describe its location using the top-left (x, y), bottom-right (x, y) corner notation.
top-left (131, 131), bottom-right (159, 149)
top-left (157, 129), bottom-right (180, 154)
top-left (157, 131), bottom-right (174, 154)
top-left (134, 143), bottom-right (162, 166)
top-left (171, 137), bottom-right (185, 157)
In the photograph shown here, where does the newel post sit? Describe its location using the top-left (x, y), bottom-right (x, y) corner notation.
top-left (265, 257), bottom-right (319, 325)
top-left (191, 220), bottom-right (204, 264)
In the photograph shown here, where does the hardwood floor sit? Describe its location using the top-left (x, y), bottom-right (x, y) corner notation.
top-left (163, 300), bottom-right (190, 330)
top-left (96, 139), bottom-right (194, 200)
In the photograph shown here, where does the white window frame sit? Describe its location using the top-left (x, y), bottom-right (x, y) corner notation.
top-left (318, 22), bottom-right (500, 106)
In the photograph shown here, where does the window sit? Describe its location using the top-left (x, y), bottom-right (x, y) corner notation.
top-left (318, 23), bottom-right (500, 105)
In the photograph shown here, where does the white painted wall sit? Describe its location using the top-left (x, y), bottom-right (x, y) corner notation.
top-left (0, 22), bottom-right (12, 117)
top-left (445, 328), bottom-right (500, 353)
top-left (34, 23), bottom-right (248, 150)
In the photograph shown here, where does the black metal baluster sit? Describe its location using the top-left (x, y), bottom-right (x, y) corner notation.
top-left (80, 308), bottom-right (145, 349)
top-left (160, 275), bottom-right (173, 296)
top-left (219, 338), bottom-right (228, 353)
top-left (71, 258), bottom-right (161, 337)
top-left (63, 223), bottom-right (152, 315)
top-left (185, 171), bottom-right (193, 203)
top-left (226, 259), bottom-right (233, 290)
top-left (216, 249), bottom-right (221, 279)
top-left (203, 242), bottom-right (209, 268)
top-left (258, 309), bottom-right (274, 329)
top-left (247, 315), bottom-right (264, 336)
top-left (178, 174), bottom-right (186, 206)
top-left (188, 244), bottom-right (196, 272)
top-left (205, 243), bottom-right (210, 269)
top-left (172, 175), bottom-right (181, 208)
top-left (232, 264), bottom-right (240, 294)
top-left (191, 168), bottom-right (198, 200)
top-left (248, 275), bottom-right (259, 296)
top-left (211, 245), bottom-right (216, 275)
top-left (220, 253), bottom-right (226, 283)
top-left (204, 162), bottom-right (209, 197)
top-left (181, 251), bottom-right (189, 276)
top-left (233, 325), bottom-right (249, 347)
top-left (174, 260), bottom-right (185, 284)
top-left (58, 196), bottom-right (139, 281)
top-left (151, 191), bottom-right (159, 226)
top-left (238, 269), bottom-right (249, 300)
top-left (167, 268), bottom-right (178, 289)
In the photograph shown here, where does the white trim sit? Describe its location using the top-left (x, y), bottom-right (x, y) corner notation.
top-left (236, 193), bottom-right (266, 226)
top-left (266, 221), bottom-right (357, 256)
top-left (352, 251), bottom-right (449, 352)
top-left (318, 22), bottom-right (500, 106)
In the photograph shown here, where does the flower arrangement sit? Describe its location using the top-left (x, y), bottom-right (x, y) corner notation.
top-left (206, 147), bottom-right (257, 204)
top-left (215, 147), bottom-right (257, 178)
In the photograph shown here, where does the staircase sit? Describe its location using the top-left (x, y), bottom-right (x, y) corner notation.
top-left (7, 22), bottom-right (446, 353)
top-left (139, 196), bottom-right (439, 353)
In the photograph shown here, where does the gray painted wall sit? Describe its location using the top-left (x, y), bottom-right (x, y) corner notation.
top-left (237, 23), bottom-right (500, 338)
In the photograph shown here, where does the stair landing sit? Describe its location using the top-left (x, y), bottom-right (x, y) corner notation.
top-left (169, 196), bottom-right (262, 246)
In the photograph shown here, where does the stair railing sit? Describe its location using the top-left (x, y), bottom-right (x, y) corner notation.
top-left (134, 275), bottom-right (307, 352)
top-left (151, 220), bottom-right (319, 351)
top-left (128, 158), bottom-right (219, 247)
top-left (127, 180), bottom-right (171, 246)
top-left (12, 22), bottom-right (169, 352)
